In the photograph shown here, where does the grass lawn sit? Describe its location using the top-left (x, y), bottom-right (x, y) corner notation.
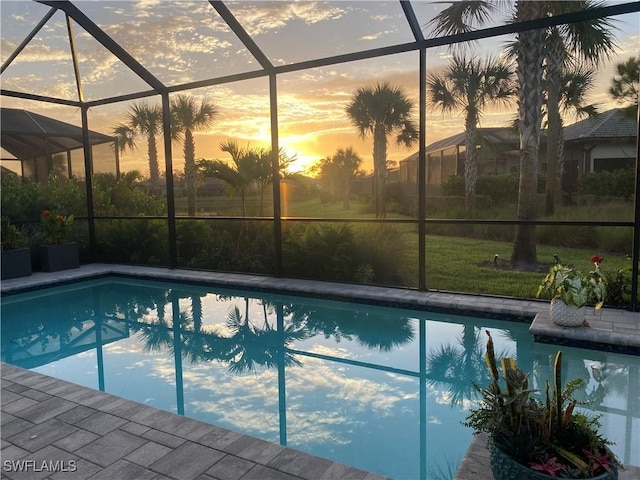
top-left (179, 193), bottom-right (632, 301)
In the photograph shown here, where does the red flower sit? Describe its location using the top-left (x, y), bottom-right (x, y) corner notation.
top-left (591, 255), bottom-right (604, 265)
top-left (529, 457), bottom-right (563, 477)
top-left (55, 215), bottom-right (64, 222)
top-left (42, 210), bottom-right (51, 216)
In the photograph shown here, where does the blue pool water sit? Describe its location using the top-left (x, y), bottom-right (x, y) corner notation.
top-left (1, 277), bottom-right (639, 479)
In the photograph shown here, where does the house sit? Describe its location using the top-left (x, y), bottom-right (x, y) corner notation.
top-left (562, 107), bottom-right (637, 193)
top-left (398, 108), bottom-right (636, 194)
top-left (399, 127), bottom-right (545, 194)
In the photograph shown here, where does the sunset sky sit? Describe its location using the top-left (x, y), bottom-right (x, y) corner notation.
top-left (1, 1), bottom-right (638, 176)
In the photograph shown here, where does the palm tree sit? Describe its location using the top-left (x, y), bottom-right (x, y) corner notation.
top-left (428, 54), bottom-right (515, 213)
top-left (254, 148), bottom-right (296, 216)
top-left (112, 102), bottom-right (163, 195)
top-left (551, 65), bottom-right (600, 201)
top-left (198, 140), bottom-right (260, 216)
top-left (510, 1), bottom-right (547, 269)
top-left (346, 82), bottom-right (418, 218)
top-left (431, 1), bottom-right (616, 268)
top-left (609, 56), bottom-right (639, 118)
top-left (543, 1), bottom-right (617, 215)
top-left (171, 94), bottom-right (219, 216)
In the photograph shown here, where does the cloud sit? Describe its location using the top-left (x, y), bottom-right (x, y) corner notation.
top-left (228, 2), bottom-right (348, 37)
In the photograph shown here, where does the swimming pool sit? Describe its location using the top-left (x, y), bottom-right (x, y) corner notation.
top-left (2, 276), bottom-right (638, 479)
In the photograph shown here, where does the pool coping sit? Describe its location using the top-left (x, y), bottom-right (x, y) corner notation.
top-left (2, 263), bottom-right (640, 480)
top-left (2, 263), bottom-right (639, 355)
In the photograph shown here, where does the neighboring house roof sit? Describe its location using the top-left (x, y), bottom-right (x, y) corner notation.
top-left (400, 127), bottom-right (522, 163)
top-left (1, 108), bottom-right (114, 161)
top-left (564, 108), bottom-right (637, 142)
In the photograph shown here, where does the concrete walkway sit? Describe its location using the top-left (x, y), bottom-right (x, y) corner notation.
top-left (2, 264), bottom-right (639, 479)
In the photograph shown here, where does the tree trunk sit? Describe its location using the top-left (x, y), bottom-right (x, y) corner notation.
top-left (373, 123), bottom-right (388, 218)
top-left (544, 28), bottom-right (564, 216)
top-left (464, 114), bottom-right (479, 215)
top-left (343, 175), bottom-right (351, 210)
top-left (511, 0), bottom-right (546, 269)
top-left (184, 129), bottom-right (197, 216)
top-left (148, 134), bottom-right (161, 196)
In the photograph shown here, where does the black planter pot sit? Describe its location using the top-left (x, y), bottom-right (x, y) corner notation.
top-left (1, 247), bottom-right (32, 279)
top-left (39, 242), bottom-right (80, 272)
top-left (490, 443), bottom-right (618, 480)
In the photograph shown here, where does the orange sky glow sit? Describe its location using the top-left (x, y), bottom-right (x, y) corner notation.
top-left (1, 2), bottom-right (638, 177)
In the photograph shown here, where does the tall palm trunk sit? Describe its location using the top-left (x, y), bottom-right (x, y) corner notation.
top-left (545, 28), bottom-right (564, 215)
top-left (343, 175), bottom-right (351, 210)
top-left (147, 134), bottom-right (161, 196)
top-left (464, 113), bottom-right (479, 214)
top-left (183, 128), bottom-right (197, 216)
top-left (373, 123), bottom-right (387, 218)
top-left (511, 0), bottom-right (546, 269)
top-left (191, 295), bottom-right (202, 333)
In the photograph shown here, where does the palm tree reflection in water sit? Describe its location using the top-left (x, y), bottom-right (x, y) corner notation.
top-left (133, 295), bottom-right (415, 374)
top-left (426, 326), bottom-right (513, 407)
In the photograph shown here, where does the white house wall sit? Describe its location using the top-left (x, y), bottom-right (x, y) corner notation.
top-left (586, 142), bottom-right (636, 172)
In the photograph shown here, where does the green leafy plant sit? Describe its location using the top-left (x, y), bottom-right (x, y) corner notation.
top-left (40, 210), bottom-right (74, 244)
top-left (602, 265), bottom-right (632, 307)
top-left (465, 331), bottom-right (620, 479)
top-left (1, 218), bottom-right (24, 250)
top-left (536, 257), bottom-right (606, 309)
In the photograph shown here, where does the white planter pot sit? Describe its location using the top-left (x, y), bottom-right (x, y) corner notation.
top-left (550, 298), bottom-right (586, 327)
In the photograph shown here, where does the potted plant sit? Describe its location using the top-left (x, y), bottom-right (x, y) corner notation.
top-left (39, 209), bottom-right (79, 272)
top-left (1, 217), bottom-right (32, 280)
top-left (536, 257), bottom-right (606, 327)
top-left (465, 331), bottom-right (620, 480)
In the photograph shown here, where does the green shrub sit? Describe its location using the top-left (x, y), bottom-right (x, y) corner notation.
top-left (537, 224), bottom-right (601, 249)
top-left (603, 265), bottom-right (633, 307)
top-left (95, 219), bottom-right (169, 265)
top-left (176, 220), bottom-right (274, 273)
top-left (353, 223), bottom-right (409, 284)
top-left (1, 174), bottom-right (86, 220)
top-left (442, 173), bottom-right (546, 206)
top-left (579, 168), bottom-right (634, 201)
top-left (442, 175), bottom-right (464, 197)
top-left (1, 175), bottom-right (39, 221)
top-left (92, 172), bottom-right (165, 216)
top-left (282, 223), bottom-right (408, 284)
top-left (283, 223), bottom-right (358, 281)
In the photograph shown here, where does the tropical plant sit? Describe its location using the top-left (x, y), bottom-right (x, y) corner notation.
top-left (536, 256), bottom-right (606, 309)
top-left (40, 209), bottom-right (74, 245)
top-left (609, 56), bottom-right (639, 118)
top-left (465, 331), bottom-right (620, 479)
top-left (171, 94), bottom-right (219, 216)
top-left (91, 171), bottom-right (166, 216)
top-left (346, 82), bottom-right (418, 218)
top-left (1, 218), bottom-right (24, 250)
top-left (601, 265), bottom-right (632, 308)
top-left (198, 140), bottom-right (260, 217)
top-left (112, 102), bottom-right (163, 195)
top-left (428, 54), bottom-right (515, 213)
top-left (254, 147), bottom-right (297, 216)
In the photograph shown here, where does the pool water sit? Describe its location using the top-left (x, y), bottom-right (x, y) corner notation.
top-left (1, 277), bottom-right (638, 479)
